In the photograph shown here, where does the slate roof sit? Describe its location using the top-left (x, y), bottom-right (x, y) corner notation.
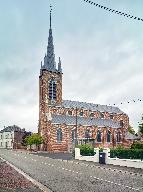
top-left (0, 125), bottom-right (24, 133)
top-left (51, 114), bottom-right (121, 128)
top-left (62, 100), bottom-right (124, 115)
top-left (125, 132), bottom-right (140, 140)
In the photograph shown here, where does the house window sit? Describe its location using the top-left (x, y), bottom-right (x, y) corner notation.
top-left (68, 111), bottom-right (72, 116)
top-left (97, 130), bottom-right (101, 142)
top-left (117, 132), bottom-right (121, 143)
top-left (0, 135), bottom-right (2, 139)
top-left (57, 128), bottom-right (62, 143)
top-left (90, 113), bottom-right (94, 117)
top-left (107, 131), bottom-right (111, 143)
top-left (49, 79), bottom-right (56, 100)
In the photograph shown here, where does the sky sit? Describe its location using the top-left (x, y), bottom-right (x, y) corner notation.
top-left (0, 0), bottom-right (143, 132)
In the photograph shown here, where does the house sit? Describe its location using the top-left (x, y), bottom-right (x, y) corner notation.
top-left (0, 125), bottom-right (30, 149)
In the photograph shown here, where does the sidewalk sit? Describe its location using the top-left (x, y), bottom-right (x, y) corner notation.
top-left (0, 159), bottom-right (42, 192)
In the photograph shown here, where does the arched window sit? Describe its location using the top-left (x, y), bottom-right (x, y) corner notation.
top-left (57, 128), bottom-right (62, 143)
top-left (90, 113), bottom-right (94, 117)
top-left (97, 130), bottom-right (101, 142)
top-left (100, 112), bottom-right (104, 119)
top-left (120, 120), bottom-right (124, 127)
top-left (110, 114), bottom-right (113, 119)
top-left (68, 111), bottom-right (72, 116)
top-left (85, 130), bottom-right (90, 139)
top-left (117, 132), bottom-right (121, 143)
top-left (107, 131), bottom-right (111, 143)
top-left (49, 79), bottom-right (56, 100)
top-left (79, 111), bottom-right (83, 116)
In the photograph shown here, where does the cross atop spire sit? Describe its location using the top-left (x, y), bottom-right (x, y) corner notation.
top-left (50, 5), bottom-right (52, 29)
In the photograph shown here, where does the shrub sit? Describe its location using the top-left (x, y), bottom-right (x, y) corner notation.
top-left (110, 148), bottom-right (143, 160)
top-left (76, 144), bottom-right (94, 156)
top-left (131, 141), bottom-right (143, 149)
top-left (99, 147), bottom-right (103, 152)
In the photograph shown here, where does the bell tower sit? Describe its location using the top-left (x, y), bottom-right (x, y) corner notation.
top-left (39, 6), bottom-right (62, 136)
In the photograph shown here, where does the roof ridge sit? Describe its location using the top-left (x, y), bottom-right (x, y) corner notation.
top-left (63, 99), bottom-right (118, 109)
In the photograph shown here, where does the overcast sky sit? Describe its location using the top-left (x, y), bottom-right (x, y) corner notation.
top-left (0, 0), bottom-right (143, 132)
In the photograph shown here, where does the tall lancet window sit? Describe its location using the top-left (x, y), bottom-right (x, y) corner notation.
top-left (107, 130), bottom-right (111, 143)
top-left (49, 79), bottom-right (57, 100)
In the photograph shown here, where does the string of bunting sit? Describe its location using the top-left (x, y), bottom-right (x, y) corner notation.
top-left (82, 0), bottom-right (143, 22)
top-left (108, 99), bottom-right (143, 106)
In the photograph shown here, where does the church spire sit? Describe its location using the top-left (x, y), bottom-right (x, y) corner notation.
top-left (40, 5), bottom-right (62, 74)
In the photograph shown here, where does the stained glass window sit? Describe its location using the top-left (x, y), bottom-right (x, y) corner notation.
top-left (57, 128), bottom-right (62, 143)
top-left (107, 131), bottom-right (111, 142)
top-left (97, 130), bottom-right (101, 142)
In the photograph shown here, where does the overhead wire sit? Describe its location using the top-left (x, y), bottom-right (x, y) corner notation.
top-left (82, 0), bottom-right (143, 22)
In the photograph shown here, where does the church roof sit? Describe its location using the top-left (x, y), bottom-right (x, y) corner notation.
top-left (51, 114), bottom-right (121, 128)
top-left (125, 132), bottom-right (140, 140)
top-left (62, 100), bottom-right (124, 115)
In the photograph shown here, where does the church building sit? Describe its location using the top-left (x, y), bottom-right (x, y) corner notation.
top-left (38, 10), bottom-right (129, 152)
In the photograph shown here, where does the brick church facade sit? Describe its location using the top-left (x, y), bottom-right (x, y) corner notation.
top-left (38, 11), bottom-right (130, 152)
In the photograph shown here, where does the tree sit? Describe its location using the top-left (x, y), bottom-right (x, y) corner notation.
top-left (25, 133), bottom-right (43, 150)
top-left (22, 132), bottom-right (32, 146)
top-left (128, 125), bottom-right (135, 135)
top-left (138, 114), bottom-right (143, 137)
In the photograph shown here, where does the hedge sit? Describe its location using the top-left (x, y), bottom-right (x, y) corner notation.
top-left (76, 144), bottom-right (95, 156)
top-left (131, 142), bottom-right (143, 149)
top-left (110, 148), bottom-right (143, 160)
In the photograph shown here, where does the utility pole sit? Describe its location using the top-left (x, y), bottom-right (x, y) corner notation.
top-left (75, 107), bottom-right (78, 146)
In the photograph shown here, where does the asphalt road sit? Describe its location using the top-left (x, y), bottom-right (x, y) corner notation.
top-left (0, 149), bottom-right (143, 192)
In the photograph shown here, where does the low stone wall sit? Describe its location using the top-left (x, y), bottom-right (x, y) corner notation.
top-left (75, 148), bottom-right (143, 169)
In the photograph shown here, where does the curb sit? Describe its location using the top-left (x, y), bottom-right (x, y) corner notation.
top-left (0, 157), bottom-right (53, 192)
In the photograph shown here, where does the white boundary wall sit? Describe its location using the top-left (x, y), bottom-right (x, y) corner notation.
top-left (75, 148), bottom-right (143, 169)
top-left (75, 148), bottom-right (99, 163)
top-left (103, 148), bottom-right (143, 169)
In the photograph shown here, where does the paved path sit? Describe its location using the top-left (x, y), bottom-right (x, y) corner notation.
top-left (0, 158), bottom-right (42, 192)
top-left (0, 149), bottom-right (143, 192)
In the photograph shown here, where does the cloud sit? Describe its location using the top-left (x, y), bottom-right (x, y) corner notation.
top-left (0, 0), bottom-right (143, 133)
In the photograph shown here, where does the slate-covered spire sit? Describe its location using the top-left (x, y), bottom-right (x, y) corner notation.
top-left (40, 5), bottom-right (62, 74)
top-left (41, 6), bottom-right (56, 72)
